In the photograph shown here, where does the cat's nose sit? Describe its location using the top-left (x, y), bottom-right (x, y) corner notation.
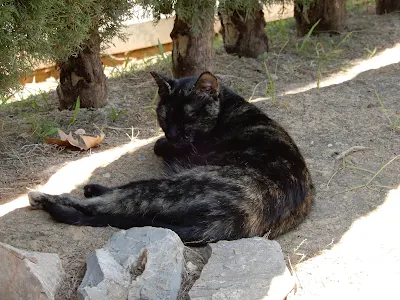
top-left (166, 125), bottom-right (179, 142)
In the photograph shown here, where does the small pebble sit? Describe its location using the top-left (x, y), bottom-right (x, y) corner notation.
top-left (103, 173), bottom-right (111, 178)
top-left (138, 154), bottom-right (147, 161)
top-left (328, 144), bottom-right (333, 147)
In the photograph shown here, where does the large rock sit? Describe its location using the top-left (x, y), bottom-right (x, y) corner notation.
top-left (0, 242), bottom-right (64, 300)
top-left (189, 238), bottom-right (295, 300)
top-left (78, 227), bottom-right (186, 300)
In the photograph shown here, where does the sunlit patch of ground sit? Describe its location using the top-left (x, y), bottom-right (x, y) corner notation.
top-left (292, 185), bottom-right (400, 298)
top-left (0, 136), bottom-right (159, 217)
top-left (250, 42), bottom-right (400, 103)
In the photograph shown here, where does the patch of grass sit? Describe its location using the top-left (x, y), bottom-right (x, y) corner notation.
top-left (375, 91), bottom-right (400, 131)
top-left (295, 27), bottom-right (354, 90)
top-left (38, 89), bottom-right (50, 106)
top-left (0, 94), bottom-right (12, 105)
top-left (266, 18), bottom-right (295, 46)
top-left (109, 106), bottom-right (125, 123)
top-left (144, 87), bottom-right (159, 113)
top-left (346, 0), bottom-right (374, 14)
top-left (213, 34), bottom-right (224, 52)
top-left (23, 112), bottom-right (58, 139)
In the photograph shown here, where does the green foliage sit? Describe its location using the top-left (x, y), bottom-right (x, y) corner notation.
top-left (0, 0), bottom-right (135, 97)
top-left (109, 107), bottom-right (125, 122)
top-left (263, 61), bottom-right (276, 105)
top-left (70, 97), bottom-right (81, 125)
top-left (365, 47), bottom-right (377, 59)
top-left (296, 19), bottom-right (321, 53)
top-left (135, 0), bottom-right (294, 35)
top-left (266, 18), bottom-right (295, 43)
top-left (22, 112), bottom-right (58, 139)
top-left (346, 0), bottom-right (375, 13)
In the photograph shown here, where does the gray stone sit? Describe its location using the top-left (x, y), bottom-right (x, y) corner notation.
top-left (78, 227), bottom-right (186, 300)
top-left (189, 238), bottom-right (295, 300)
top-left (0, 242), bottom-right (64, 300)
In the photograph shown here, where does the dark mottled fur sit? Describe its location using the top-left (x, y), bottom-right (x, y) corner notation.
top-left (28, 71), bottom-right (313, 245)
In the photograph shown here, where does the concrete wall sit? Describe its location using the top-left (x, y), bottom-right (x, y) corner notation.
top-left (104, 4), bottom-right (293, 55)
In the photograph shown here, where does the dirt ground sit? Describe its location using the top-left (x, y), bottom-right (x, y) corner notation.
top-left (1, 8), bottom-right (399, 299)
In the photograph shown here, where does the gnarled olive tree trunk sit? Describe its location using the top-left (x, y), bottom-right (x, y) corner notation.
top-left (376, 0), bottom-right (400, 14)
top-left (294, 0), bottom-right (346, 37)
top-left (170, 13), bottom-right (215, 78)
top-left (56, 30), bottom-right (108, 110)
top-left (218, 4), bottom-right (268, 58)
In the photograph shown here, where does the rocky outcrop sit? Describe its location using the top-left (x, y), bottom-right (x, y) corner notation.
top-left (0, 242), bottom-right (64, 300)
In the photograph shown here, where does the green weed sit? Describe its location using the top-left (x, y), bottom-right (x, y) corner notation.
top-left (296, 19), bottom-right (321, 53)
top-left (69, 96), bottom-right (80, 125)
top-left (376, 91), bottom-right (400, 131)
top-left (365, 47), bottom-right (377, 59)
top-left (266, 18), bottom-right (295, 47)
top-left (109, 106), bottom-right (125, 122)
top-left (144, 87), bottom-right (159, 113)
top-left (157, 39), bottom-right (166, 60)
top-left (263, 61), bottom-right (276, 105)
top-left (23, 113), bottom-right (58, 139)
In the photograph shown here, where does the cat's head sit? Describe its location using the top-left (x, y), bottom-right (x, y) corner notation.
top-left (150, 71), bottom-right (220, 145)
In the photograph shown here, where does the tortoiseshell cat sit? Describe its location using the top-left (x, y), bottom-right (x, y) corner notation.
top-left (28, 71), bottom-right (313, 245)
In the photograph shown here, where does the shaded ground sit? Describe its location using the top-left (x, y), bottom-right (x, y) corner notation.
top-left (1, 9), bottom-right (399, 299)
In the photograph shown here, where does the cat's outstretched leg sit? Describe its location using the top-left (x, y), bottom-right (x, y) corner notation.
top-left (83, 184), bottom-right (111, 198)
top-left (28, 170), bottom-right (252, 244)
top-left (29, 191), bottom-right (111, 216)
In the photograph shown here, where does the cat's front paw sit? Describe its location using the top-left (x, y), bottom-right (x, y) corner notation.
top-left (154, 137), bottom-right (169, 157)
top-left (83, 184), bottom-right (110, 198)
top-left (28, 191), bottom-right (47, 209)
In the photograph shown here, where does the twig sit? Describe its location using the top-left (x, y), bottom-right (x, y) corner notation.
top-left (249, 80), bottom-right (267, 101)
top-left (335, 155), bottom-right (400, 195)
top-left (274, 39), bottom-right (289, 76)
top-left (326, 167), bottom-right (343, 187)
top-left (364, 155), bottom-right (399, 186)
top-left (345, 164), bottom-right (375, 174)
top-left (287, 255), bottom-right (300, 292)
top-left (214, 74), bottom-right (245, 81)
top-left (326, 146), bottom-right (370, 188)
top-left (335, 146), bottom-right (369, 161)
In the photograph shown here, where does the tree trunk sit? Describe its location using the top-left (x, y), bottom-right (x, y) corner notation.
top-left (56, 30), bottom-right (108, 110)
top-left (376, 0), bottom-right (400, 14)
top-left (294, 0), bottom-right (347, 37)
top-left (218, 5), bottom-right (269, 58)
top-left (170, 14), bottom-right (214, 78)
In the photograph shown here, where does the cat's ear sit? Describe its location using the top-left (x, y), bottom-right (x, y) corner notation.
top-left (195, 72), bottom-right (219, 96)
top-left (150, 72), bottom-right (174, 98)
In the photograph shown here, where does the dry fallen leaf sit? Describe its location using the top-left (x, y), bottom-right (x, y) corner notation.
top-left (80, 134), bottom-right (105, 149)
top-left (44, 129), bottom-right (105, 150)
